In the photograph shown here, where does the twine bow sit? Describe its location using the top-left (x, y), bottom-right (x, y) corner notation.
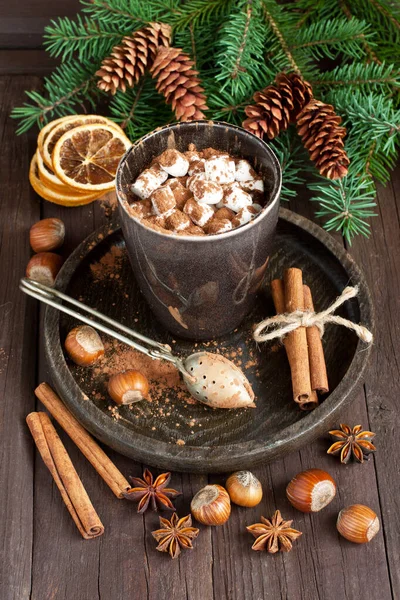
top-left (253, 286), bottom-right (373, 344)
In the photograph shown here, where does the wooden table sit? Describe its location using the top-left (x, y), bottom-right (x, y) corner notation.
top-left (1, 18), bottom-right (400, 600)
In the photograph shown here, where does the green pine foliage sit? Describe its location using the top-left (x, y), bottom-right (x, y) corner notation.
top-left (11, 0), bottom-right (400, 243)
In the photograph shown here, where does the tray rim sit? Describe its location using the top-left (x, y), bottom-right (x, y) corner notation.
top-left (43, 207), bottom-right (374, 473)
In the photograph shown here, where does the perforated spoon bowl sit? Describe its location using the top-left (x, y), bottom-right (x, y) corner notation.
top-left (20, 278), bottom-right (255, 409)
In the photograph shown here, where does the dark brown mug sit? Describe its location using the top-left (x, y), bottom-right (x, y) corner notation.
top-left (116, 121), bottom-right (281, 340)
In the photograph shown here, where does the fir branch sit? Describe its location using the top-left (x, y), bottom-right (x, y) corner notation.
top-left (339, 0), bottom-right (381, 64)
top-left (311, 61), bottom-right (400, 91)
top-left (290, 17), bottom-right (374, 60)
top-left (208, 90), bottom-right (252, 124)
top-left (366, 0), bottom-right (400, 31)
top-left (215, 0), bottom-right (270, 98)
top-left (11, 60), bottom-right (100, 133)
top-left (310, 175), bottom-right (377, 243)
top-left (44, 15), bottom-right (129, 61)
top-left (81, 0), bottom-right (149, 24)
top-left (270, 127), bottom-right (311, 201)
top-left (108, 74), bottom-right (174, 140)
top-left (166, 0), bottom-right (235, 31)
top-left (261, 1), bottom-right (301, 73)
top-left (231, 1), bottom-right (253, 80)
top-left (330, 90), bottom-right (400, 183)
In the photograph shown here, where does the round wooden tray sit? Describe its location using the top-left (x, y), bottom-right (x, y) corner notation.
top-left (44, 207), bottom-right (373, 473)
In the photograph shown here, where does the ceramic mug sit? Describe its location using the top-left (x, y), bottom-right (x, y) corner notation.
top-left (116, 121), bottom-right (281, 340)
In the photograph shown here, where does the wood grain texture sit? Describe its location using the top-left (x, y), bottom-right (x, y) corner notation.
top-left (348, 172), bottom-right (400, 597)
top-left (0, 72), bottom-right (399, 600)
top-left (0, 76), bottom-right (39, 600)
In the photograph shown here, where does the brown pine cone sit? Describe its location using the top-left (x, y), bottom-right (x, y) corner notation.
top-left (96, 23), bottom-right (172, 95)
top-left (150, 47), bottom-right (208, 121)
top-left (243, 71), bottom-right (313, 140)
top-left (296, 100), bottom-right (350, 180)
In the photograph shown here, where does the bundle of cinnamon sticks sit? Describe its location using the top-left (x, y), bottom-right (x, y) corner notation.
top-left (27, 383), bottom-right (131, 539)
top-left (271, 268), bottom-right (328, 410)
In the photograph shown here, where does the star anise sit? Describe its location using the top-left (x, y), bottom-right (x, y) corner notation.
top-left (123, 468), bottom-right (181, 513)
top-left (152, 513), bottom-right (199, 559)
top-left (327, 423), bottom-right (376, 463)
top-left (247, 510), bottom-right (302, 553)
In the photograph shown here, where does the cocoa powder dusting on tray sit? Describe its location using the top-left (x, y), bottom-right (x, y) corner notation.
top-left (91, 340), bottom-right (191, 405)
top-left (90, 246), bottom-right (124, 282)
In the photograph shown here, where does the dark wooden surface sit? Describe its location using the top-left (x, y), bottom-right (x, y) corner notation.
top-left (0, 37), bottom-right (399, 600)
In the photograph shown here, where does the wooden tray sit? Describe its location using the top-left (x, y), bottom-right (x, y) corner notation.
top-left (44, 207), bottom-right (373, 473)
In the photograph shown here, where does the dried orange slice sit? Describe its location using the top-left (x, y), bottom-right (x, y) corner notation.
top-left (42, 114), bottom-right (125, 169)
top-left (29, 155), bottom-right (101, 206)
top-left (36, 148), bottom-right (92, 195)
top-left (37, 115), bottom-right (77, 156)
top-left (52, 124), bottom-right (131, 192)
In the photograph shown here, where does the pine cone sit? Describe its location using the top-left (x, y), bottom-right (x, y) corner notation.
top-left (150, 47), bottom-right (208, 121)
top-left (96, 23), bottom-right (172, 95)
top-left (296, 100), bottom-right (349, 180)
top-left (243, 72), bottom-right (313, 140)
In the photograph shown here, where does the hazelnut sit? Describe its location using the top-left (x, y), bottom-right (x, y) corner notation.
top-left (226, 471), bottom-right (262, 507)
top-left (191, 485), bottom-right (231, 526)
top-left (29, 218), bottom-right (65, 252)
top-left (64, 325), bottom-right (105, 366)
top-left (108, 370), bottom-right (150, 405)
top-left (26, 252), bottom-right (63, 287)
top-left (336, 504), bottom-right (380, 544)
top-left (286, 468), bottom-right (337, 513)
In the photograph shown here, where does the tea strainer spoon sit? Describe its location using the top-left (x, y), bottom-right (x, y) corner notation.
top-left (20, 278), bottom-right (255, 409)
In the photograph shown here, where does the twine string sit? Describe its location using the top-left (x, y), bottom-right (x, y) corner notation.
top-left (253, 286), bottom-right (373, 344)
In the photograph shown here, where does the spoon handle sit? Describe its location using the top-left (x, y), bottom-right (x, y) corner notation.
top-left (20, 278), bottom-right (189, 374)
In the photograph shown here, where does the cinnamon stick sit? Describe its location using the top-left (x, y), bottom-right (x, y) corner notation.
top-left (284, 269), bottom-right (318, 410)
top-left (35, 383), bottom-right (130, 498)
top-left (271, 271), bottom-right (318, 410)
top-left (26, 412), bottom-right (104, 540)
top-left (303, 285), bottom-right (329, 394)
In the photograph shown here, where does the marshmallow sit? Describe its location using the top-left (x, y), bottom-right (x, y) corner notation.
top-left (202, 147), bottom-right (227, 159)
top-left (184, 224), bottom-right (206, 236)
top-left (146, 215), bottom-right (166, 229)
top-left (222, 182), bottom-right (253, 212)
top-left (205, 218), bottom-right (232, 235)
top-left (130, 199), bottom-right (153, 218)
top-left (131, 166), bottom-right (168, 199)
top-left (190, 179), bottom-right (224, 205)
top-left (183, 198), bottom-right (214, 227)
top-left (242, 177), bottom-right (264, 192)
top-left (232, 204), bottom-right (262, 228)
top-left (214, 206), bottom-right (235, 221)
top-left (188, 159), bottom-right (205, 176)
top-left (235, 159), bottom-right (256, 182)
top-left (204, 156), bottom-right (236, 184)
top-left (150, 185), bottom-right (176, 217)
top-left (185, 150), bottom-right (202, 163)
top-left (166, 179), bottom-right (192, 209)
top-left (187, 173), bottom-right (207, 190)
top-left (158, 149), bottom-right (189, 177)
top-left (165, 210), bottom-right (192, 232)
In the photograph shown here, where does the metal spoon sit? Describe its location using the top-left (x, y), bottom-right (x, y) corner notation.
top-left (20, 278), bottom-right (255, 409)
